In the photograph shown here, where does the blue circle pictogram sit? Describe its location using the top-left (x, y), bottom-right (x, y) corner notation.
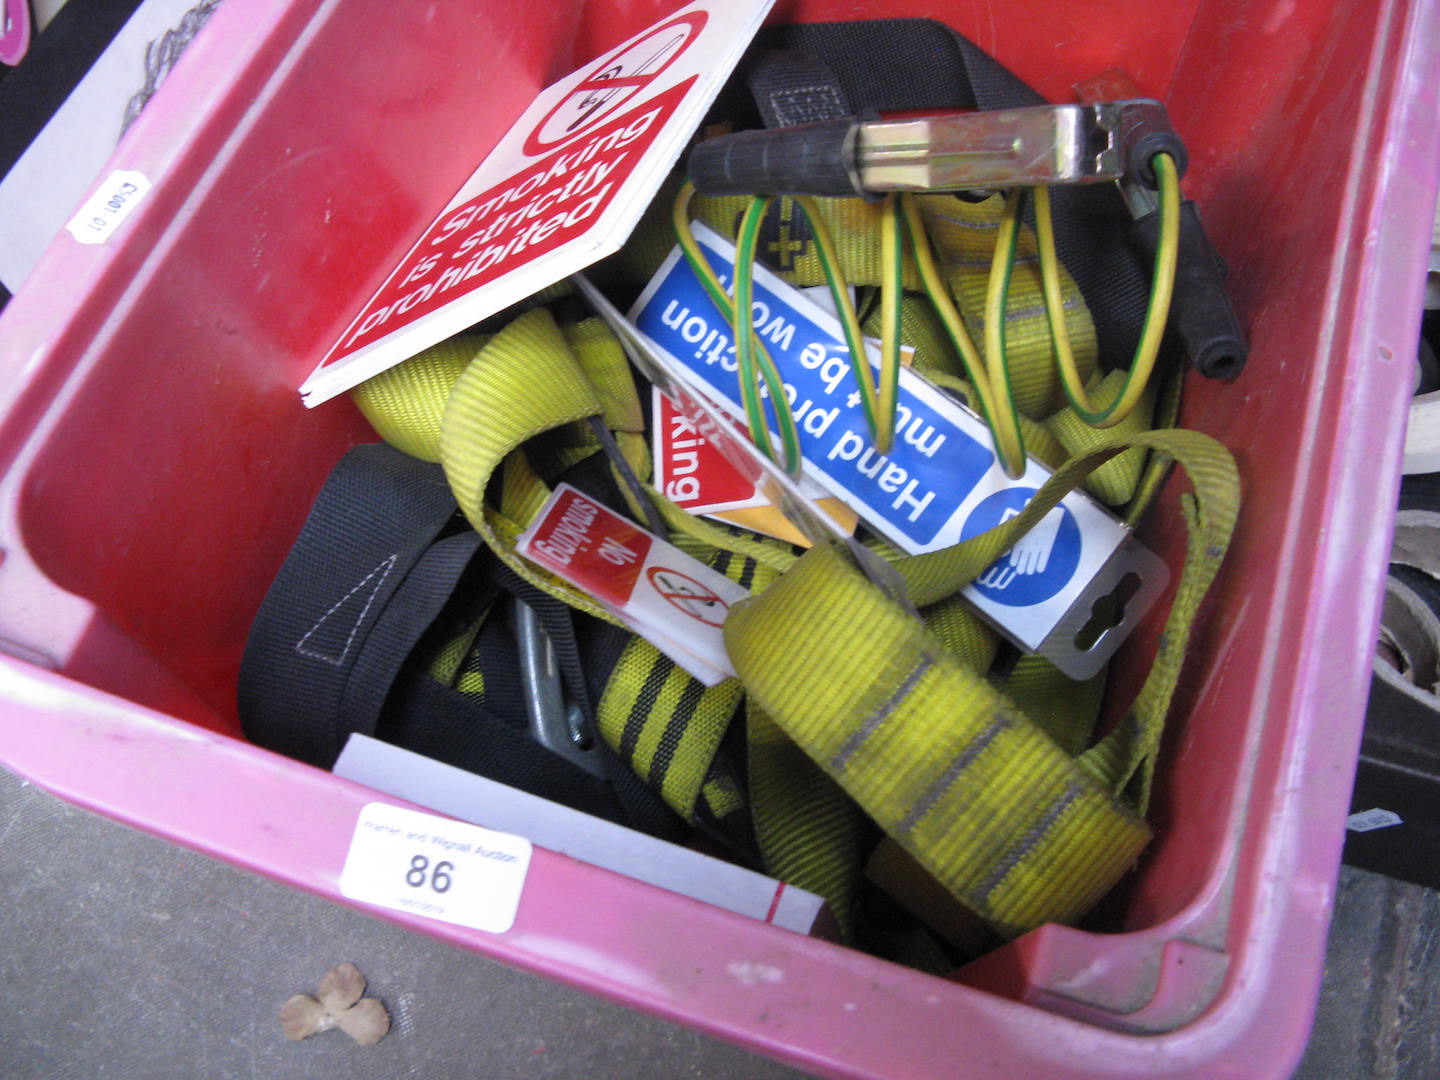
top-left (960, 488), bottom-right (1081, 607)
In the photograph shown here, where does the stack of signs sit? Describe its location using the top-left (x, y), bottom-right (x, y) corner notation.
top-left (630, 222), bottom-right (1169, 676)
top-left (300, 0), bottom-right (776, 406)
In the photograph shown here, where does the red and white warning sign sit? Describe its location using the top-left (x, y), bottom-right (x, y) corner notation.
top-left (517, 484), bottom-right (749, 685)
top-left (653, 387), bottom-right (769, 514)
top-left (646, 566), bottom-right (731, 628)
top-left (521, 15), bottom-right (706, 156)
top-left (652, 385), bottom-right (862, 546)
top-left (301, 0), bottom-right (776, 407)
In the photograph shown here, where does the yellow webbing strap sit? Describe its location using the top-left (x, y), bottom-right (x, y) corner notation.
top-left (724, 428), bottom-right (1238, 936)
top-left (439, 308), bottom-right (618, 624)
top-left (562, 318), bottom-right (646, 433)
top-left (861, 291), bottom-right (964, 379)
top-left (358, 295), bottom-right (1234, 940)
top-left (595, 544), bottom-right (781, 825)
top-left (363, 309), bottom-right (853, 911)
top-left (912, 192), bottom-right (1099, 421)
top-left (748, 698), bottom-right (864, 940)
top-left (921, 592), bottom-right (999, 674)
top-left (904, 428), bottom-right (1236, 810)
top-left (1043, 369), bottom-right (1158, 507)
top-left (351, 334), bottom-right (489, 462)
top-left (419, 610), bottom-right (489, 697)
top-left (598, 643), bottom-right (744, 817)
top-left (1000, 654), bottom-right (1108, 759)
top-left (758, 585), bottom-right (1005, 941)
top-left (726, 542), bottom-right (1149, 937)
top-left (1125, 365), bottom-right (1185, 526)
top-left (370, 309), bottom-right (780, 836)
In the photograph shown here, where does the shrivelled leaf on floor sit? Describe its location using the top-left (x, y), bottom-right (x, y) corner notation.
top-left (336, 997), bottom-right (391, 1046)
top-left (279, 994), bottom-right (328, 1041)
top-left (279, 963), bottom-right (391, 1047)
top-left (317, 962), bottom-right (367, 1013)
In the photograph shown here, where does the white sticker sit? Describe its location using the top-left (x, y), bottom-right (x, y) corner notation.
top-left (339, 802), bottom-right (531, 933)
top-left (1347, 807), bottom-right (1404, 833)
top-left (66, 169), bottom-right (152, 245)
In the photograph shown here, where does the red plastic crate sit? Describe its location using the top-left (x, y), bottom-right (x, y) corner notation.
top-left (0, 1), bottom-right (1437, 1077)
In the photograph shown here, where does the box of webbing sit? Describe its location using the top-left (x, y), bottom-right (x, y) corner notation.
top-left (0, 2), bottom-right (1435, 1079)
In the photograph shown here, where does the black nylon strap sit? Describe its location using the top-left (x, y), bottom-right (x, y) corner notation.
top-left (757, 19), bottom-right (1151, 367)
top-left (239, 444), bottom-right (464, 767)
top-left (759, 20), bottom-right (984, 116)
top-left (747, 49), bottom-right (853, 128)
top-left (336, 530), bottom-right (482, 744)
top-left (376, 674), bottom-right (671, 832)
top-left (239, 442), bottom-right (690, 840)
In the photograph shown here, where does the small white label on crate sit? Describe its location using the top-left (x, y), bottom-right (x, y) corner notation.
top-left (1346, 807), bottom-right (1404, 833)
top-left (339, 803), bottom-right (531, 933)
top-left (65, 170), bottom-right (152, 245)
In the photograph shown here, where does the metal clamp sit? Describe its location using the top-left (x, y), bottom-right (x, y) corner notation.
top-left (687, 100), bottom-right (1188, 197)
top-left (858, 103), bottom-right (1113, 191)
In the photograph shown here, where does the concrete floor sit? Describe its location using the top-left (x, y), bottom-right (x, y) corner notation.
top-left (0, 764), bottom-right (1432, 1079)
top-left (0, 766), bottom-right (803, 1080)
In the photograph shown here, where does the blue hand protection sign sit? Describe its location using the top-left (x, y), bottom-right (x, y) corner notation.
top-left (962, 488), bottom-right (1082, 607)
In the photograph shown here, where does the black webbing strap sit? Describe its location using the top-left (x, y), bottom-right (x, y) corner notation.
top-left (745, 49), bottom-right (854, 128)
top-left (376, 671), bottom-right (685, 837)
top-left (239, 442), bottom-right (688, 838)
top-left (239, 443), bottom-right (467, 767)
top-left (338, 530), bottom-right (482, 735)
top-left (754, 19), bottom-right (1151, 367)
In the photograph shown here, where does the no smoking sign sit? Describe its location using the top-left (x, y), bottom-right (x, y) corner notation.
top-left (518, 484), bottom-right (750, 684)
top-left (523, 13), bottom-right (707, 156)
top-left (647, 566), bottom-right (730, 627)
top-left (302, 0), bottom-right (776, 407)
